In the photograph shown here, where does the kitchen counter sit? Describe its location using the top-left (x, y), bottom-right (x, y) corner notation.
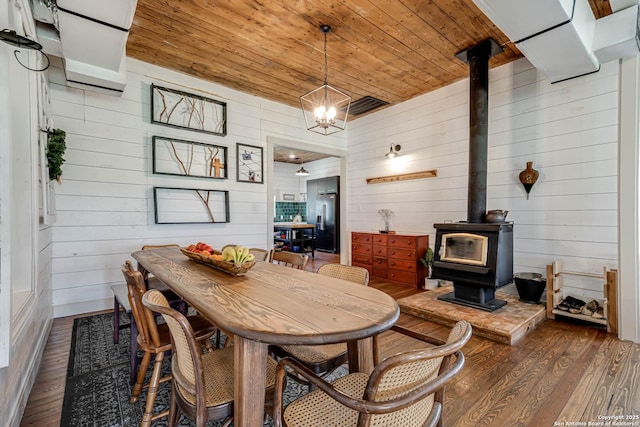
top-left (274, 223), bottom-right (315, 257)
top-left (273, 222), bottom-right (314, 229)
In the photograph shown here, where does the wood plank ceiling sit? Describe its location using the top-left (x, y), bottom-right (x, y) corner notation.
top-left (128, 0), bottom-right (612, 163)
top-left (128, 0), bottom-right (612, 119)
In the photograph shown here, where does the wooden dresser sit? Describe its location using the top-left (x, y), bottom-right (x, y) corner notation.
top-left (351, 232), bottom-right (429, 289)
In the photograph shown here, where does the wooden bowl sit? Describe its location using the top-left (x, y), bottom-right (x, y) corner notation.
top-left (180, 248), bottom-right (256, 276)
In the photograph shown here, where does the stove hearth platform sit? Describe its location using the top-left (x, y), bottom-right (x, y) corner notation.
top-left (397, 284), bottom-right (546, 345)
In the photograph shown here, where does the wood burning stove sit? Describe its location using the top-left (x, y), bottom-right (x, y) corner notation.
top-left (433, 222), bottom-right (513, 311)
top-left (431, 38), bottom-right (513, 312)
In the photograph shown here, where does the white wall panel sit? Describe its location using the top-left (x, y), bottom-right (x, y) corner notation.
top-left (347, 58), bottom-right (619, 300)
top-left (49, 57), bottom-right (346, 316)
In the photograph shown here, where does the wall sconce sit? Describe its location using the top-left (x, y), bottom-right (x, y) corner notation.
top-left (385, 143), bottom-right (401, 159)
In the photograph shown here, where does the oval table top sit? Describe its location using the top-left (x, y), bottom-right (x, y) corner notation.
top-left (132, 247), bottom-right (400, 345)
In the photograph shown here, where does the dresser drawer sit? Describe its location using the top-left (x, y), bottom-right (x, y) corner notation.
top-left (388, 235), bottom-right (418, 249)
top-left (352, 233), bottom-right (372, 244)
top-left (371, 234), bottom-right (388, 246)
top-left (388, 248), bottom-right (416, 261)
top-left (352, 253), bottom-right (372, 265)
top-left (387, 259), bottom-right (417, 272)
top-left (352, 262), bottom-right (372, 275)
top-left (352, 243), bottom-right (372, 255)
top-left (372, 268), bottom-right (387, 279)
top-left (372, 257), bottom-right (387, 268)
top-left (371, 245), bottom-right (388, 257)
top-left (387, 269), bottom-right (417, 284)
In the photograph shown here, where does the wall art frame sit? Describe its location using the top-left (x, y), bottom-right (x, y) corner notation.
top-left (150, 84), bottom-right (227, 136)
top-left (152, 136), bottom-right (228, 179)
top-left (236, 143), bottom-right (263, 184)
top-left (153, 186), bottom-right (230, 224)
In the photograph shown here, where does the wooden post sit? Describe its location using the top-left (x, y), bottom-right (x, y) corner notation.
top-left (546, 264), bottom-right (555, 319)
top-left (605, 269), bottom-right (618, 336)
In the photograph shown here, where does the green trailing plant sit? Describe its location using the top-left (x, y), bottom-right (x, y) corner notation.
top-left (420, 247), bottom-right (435, 278)
top-left (47, 129), bottom-right (66, 183)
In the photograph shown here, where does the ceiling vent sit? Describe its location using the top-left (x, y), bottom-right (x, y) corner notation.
top-left (348, 96), bottom-right (389, 116)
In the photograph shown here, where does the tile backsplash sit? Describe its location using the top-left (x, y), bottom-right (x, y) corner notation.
top-left (275, 202), bottom-right (307, 222)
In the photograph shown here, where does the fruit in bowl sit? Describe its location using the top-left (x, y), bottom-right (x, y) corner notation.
top-left (186, 242), bottom-right (219, 255)
top-left (222, 246), bottom-right (255, 265)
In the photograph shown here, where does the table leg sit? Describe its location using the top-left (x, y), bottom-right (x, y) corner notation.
top-left (234, 336), bottom-right (268, 427)
top-left (347, 336), bottom-right (375, 374)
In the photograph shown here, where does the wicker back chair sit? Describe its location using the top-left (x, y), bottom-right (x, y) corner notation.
top-left (142, 289), bottom-right (278, 427)
top-left (269, 263), bottom-right (370, 383)
top-left (270, 251), bottom-right (309, 270)
top-left (316, 263), bottom-right (370, 285)
top-left (122, 261), bottom-right (216, 427)
top-left (249, 247), bottom-right (271, 261)
top-left (273, 320), bottom-right (472, 427)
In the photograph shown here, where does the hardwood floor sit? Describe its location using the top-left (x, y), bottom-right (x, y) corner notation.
top-left (20, 251), bottom-right (640, 426)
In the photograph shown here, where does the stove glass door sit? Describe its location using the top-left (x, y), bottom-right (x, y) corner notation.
top-left (441, 233), bottom-right (488, 266)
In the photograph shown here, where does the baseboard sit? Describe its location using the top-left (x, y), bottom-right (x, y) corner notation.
top-left (53, 297), bottom-right (112, 318)
top-left (8, 315), bottom-right (53, 427)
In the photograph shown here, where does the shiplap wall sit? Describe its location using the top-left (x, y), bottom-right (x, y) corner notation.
top-left (49, 57), bottom-right (346, 317)
top-left (274, 162), bottom-right (305, 202)
top-left (348, 58), bottom-right (619, 300)
top-left (0, 0), bottom-right (55, 423)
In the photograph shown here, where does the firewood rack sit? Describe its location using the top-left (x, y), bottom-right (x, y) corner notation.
top-left (546, 261), bottom-right (617, 336)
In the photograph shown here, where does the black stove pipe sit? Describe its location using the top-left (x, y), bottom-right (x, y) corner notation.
top-left (455, 39), bottom-right (503, 223)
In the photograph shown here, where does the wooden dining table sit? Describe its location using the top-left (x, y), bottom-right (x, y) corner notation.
top-left (132, 247), bottom-right (400, 427)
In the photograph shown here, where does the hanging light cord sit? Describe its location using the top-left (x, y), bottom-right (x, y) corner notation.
top-left (323, 29), bottom-right (328, 86)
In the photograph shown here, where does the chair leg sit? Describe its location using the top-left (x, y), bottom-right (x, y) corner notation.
top-left (168, 383), bottom-right (180, 427)
top-left (130, 317), bottom-right (139, 386)
top-left (203, 335), bottom-right (215, 353)
top-left (113, 297), bottom-right (120, 344)
top-left (131, 350), bottom-right (151, 404)
top-left (141, 351), bottom-right (164, 427)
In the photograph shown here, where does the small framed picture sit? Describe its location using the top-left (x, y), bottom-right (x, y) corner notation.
top-left (236, 143), bottom-right (263, 183)
top-left (283, 194), bottom-right (295, 201)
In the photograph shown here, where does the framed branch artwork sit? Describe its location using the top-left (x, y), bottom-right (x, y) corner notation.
top-left (236, 143), bottom-right (263, 184)
top-left (151, 84), bottom-right (227, 136)
top-left (152, 136), bottom-right (227, 179)
top-left (154, 187), bottom-right (230, 224)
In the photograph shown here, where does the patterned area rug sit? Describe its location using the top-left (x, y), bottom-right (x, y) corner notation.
top-left (61, 312), bottom-right (345, 426)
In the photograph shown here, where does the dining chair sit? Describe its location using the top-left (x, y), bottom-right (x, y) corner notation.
top-left (112, 244), bottom-right (185, 347)
top-left (269, 263), bottom-right (369, 385)
top-left (122, 261), bottom-right (217, 427)
top-left (249, 247), bottom-right (271, 261)
top-left (269, 251), bottom-right (309, 270)
top-left (142, 289), bottom-right (278, 427)
top-left (273, 320), bottom-right (472, 427)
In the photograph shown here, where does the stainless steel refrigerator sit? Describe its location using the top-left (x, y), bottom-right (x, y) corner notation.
top-left (314, 192), bottom-right (339, 253)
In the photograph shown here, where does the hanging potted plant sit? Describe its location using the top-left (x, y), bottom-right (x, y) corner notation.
top-left (420, 247), bottom-right (439, 290)
top-left (47, 128), bottom-right (66, 183)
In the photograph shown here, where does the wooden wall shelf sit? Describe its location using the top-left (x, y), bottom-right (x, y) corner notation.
top-left (366, 170), bottom-right (437, 184)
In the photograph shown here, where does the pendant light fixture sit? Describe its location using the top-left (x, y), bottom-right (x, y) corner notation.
top-left (300, 24), bottom-right (351, 136)
top-left (295, 154), bottom-right (310, 176)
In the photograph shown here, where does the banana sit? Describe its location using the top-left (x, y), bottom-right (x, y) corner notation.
top-left (245, 253), bottom-right (255, 263)
top-left (222, 246), bottom-right (236, 262)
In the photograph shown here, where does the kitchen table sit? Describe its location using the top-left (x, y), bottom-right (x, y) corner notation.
top-left (132, 247), bottom-right (399, 427)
